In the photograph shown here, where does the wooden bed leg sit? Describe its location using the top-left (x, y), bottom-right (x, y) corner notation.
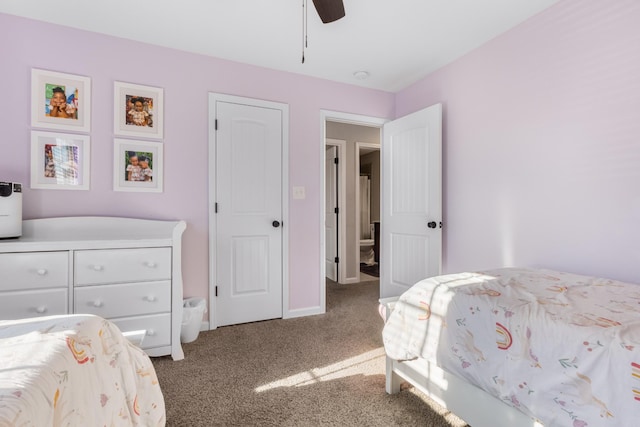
top-left (385, 356), bottom-right (402, 394)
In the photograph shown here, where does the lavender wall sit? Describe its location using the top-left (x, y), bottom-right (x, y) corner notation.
top-left (0, 13), bottom-right (395, 312)
top-left (396, 0), bottom-right (640, 284)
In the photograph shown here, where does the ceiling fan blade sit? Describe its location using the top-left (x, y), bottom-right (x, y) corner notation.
top-left (312, 0), bottom-right (345, 23)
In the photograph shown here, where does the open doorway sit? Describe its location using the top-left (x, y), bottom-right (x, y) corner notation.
top-left (356, 143), bottom-right (380, 282)
top-left (321, 111), bottom-right (385, 291)
top-left (322, 105), bottom-right (442, 308)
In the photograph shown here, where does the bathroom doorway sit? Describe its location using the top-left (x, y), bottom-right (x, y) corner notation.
top-left (356, 142), bottom-right (380, 282)
top-left (324, 116), bottom-right (382, 285)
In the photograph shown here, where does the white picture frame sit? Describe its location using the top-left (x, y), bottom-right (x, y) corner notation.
top-left (30, 131), bottom-right (90, 190)
top-left (114, 81), bottom-right (164, 139)
top-left (113, 138), bottom-right (163, 193)
top-left (31, 68), bottom-right (91, 132)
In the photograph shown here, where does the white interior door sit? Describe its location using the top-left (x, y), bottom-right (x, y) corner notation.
top-left (380, 103), bottom-right (442, 298)
top-left (214, 100), bottom-right (283, 326)
top-left (325, 146), bottom-right (338, 281)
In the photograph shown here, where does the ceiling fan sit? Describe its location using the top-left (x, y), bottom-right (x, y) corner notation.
top-left (302, 0), bottom-right (345, 63)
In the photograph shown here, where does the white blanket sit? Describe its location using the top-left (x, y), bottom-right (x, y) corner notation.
top-left (0, 314), bottom-right (165, 426)
top-left (382, 268), bottom-right (640, 427)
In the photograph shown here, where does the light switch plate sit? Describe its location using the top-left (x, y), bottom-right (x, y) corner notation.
top-left (292, 186), bottom-right (306, 200)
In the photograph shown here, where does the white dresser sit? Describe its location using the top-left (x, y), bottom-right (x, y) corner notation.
top-left (0, 216), bottom-right (187, 360)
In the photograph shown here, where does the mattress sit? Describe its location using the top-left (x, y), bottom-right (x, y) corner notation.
top-left (0, 314), bottom-right (165, 426)
top-left (382, 268), bottom-right (640, 426)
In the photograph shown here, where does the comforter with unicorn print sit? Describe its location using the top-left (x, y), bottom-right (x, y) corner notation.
top-left (382, 268), bottom-right (640, 427)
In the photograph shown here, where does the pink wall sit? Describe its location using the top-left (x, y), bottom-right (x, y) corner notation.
top-left (396, 0), bottom-right (640, 284)
top-left (4, 0), bottom-right (639, 311)
top-left (0, 13), bottom-right (395, 312)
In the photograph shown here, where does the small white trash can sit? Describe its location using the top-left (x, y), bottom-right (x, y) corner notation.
top-left (181, 297), bottom-right (207, 343)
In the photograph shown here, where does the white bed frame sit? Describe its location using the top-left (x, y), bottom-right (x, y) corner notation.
top-left (381, 297), bottom-right (542, 427)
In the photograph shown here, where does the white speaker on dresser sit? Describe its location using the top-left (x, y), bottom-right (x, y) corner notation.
top-left (0, 181), bottom-right (22, 239)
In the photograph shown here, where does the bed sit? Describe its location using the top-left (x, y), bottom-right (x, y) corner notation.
top-left (0, 314), bottom-right (165, 426)
top-left (381, 268), bottom-right (640, 427)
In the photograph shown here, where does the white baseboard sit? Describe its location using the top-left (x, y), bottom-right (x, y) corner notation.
top-left (200, 321), bottom-right (210, 331)
top-left (284, 305), bottom-right (324, 319)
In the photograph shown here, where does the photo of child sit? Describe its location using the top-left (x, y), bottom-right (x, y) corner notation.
top-left (45, 84), bottom-right (78, 119)
top-left (43, 143), bottom-right (79, 184)
top-left (114, 138), bottom-right (162, 192)
top-left (125, 151), bottom-right (153, 182)
top-left (125, 95), bottom-right (154, 128)
top-left (114, 82), bottom-right (162, 139)
top-left (32, 70), bottom-right (90, 133)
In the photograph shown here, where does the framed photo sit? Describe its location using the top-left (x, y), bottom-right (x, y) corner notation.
top-left (114, 81), bottom-right (164, 139)
top-left (113, 139), bottom-right (163, 192)
top-left (31, 69), bottom-right (91, 132)
top-left (30, 131), bottom-right (90, 190)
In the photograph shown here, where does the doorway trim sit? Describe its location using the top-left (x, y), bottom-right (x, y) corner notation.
top-left (209, 93), bottom-right (290, 329)
top-left (320, 110), bottom-right (386, 307)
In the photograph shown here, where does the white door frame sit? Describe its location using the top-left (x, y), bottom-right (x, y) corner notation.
top-left (325, 138), bottom-right (347, 283)
top-left (355, 141), bottom-right (381, 281)
top-left (209, 93), bottom-right (290, 329)
top-left (320, 111), bottom-right (386, 308)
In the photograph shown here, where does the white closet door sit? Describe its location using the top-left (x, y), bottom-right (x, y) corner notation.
top-left (214, 100), bottom-right (283, 326)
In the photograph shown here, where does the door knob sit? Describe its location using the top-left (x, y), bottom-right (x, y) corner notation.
top-left (427, 221), bottom-right (437, 229)
top-left (272, 220), bottom-right (281, 228)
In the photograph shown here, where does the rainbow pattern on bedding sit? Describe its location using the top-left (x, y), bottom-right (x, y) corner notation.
top-left (0, 314), bottom-right (165, 426)
top-left (633, 362), bottom-right (640, 402)
top-left (382, 268), bottom-right (640, 427)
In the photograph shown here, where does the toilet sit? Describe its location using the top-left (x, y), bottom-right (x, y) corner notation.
top-left (360, 223), bottom-right (376, 265)
top-left (360, 238), bottom-right (375, 266)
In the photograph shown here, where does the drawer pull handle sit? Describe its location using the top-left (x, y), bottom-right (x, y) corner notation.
top-left (145, 261), bottom-right (157, 268)
top-left (146, 329), bottom-right (156, 337)
top-left (36, 269), bottom-right (48, 276)
top-left (91, 265), bottom-right (104, 272)
top-left (35, 306), bottom-right (47, 314)
top-left (144, 295), bottom-right (158, 302)
top-left (93, 300), bottom-right (104, 308)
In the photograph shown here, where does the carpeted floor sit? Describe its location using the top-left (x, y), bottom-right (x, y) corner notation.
top-left (152, 279), bottom-right (469, 426)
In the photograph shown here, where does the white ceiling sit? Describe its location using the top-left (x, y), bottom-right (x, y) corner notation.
top-left (0, 0), bottom-right (558, 92)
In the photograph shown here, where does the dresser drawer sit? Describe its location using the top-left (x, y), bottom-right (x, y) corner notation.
top-left (74, 248), bottom-right (171, 285)
top-left (75, 280), bottom-right (171, 318)
top-left (0, 288), bottom-right (68, 320)
top-left (111, 313), bottom-right (171, 349)
top-left (0, 252), bottom-right (69, 291)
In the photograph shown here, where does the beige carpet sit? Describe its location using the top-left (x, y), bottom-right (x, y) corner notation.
top-left (152, 280), bottom-right (469, 426)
